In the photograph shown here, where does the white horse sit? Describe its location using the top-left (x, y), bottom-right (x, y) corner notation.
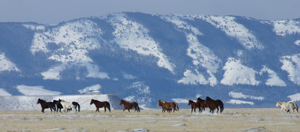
top-left (289, 102), bottom-right (299, 113)
top-left (276, 101), bottom-right (295, 113)
top-left (58, 99), bottom-right (76, 112)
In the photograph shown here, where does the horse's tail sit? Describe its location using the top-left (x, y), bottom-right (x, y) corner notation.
top-left (220, 101), bottom-right (224, 113)
top-left (176, 103), bottom-right (179, 111)
top-left (107, 102), bottom-right (111, 112)
top-left (293, 102), bottom-right (298, 112)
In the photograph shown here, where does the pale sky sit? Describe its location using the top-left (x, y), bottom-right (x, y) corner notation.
top-left (0, 0), bottom-right (299, 24)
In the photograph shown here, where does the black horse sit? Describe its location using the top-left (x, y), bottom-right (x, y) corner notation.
top-left (53, 100), bottom-right (63, 112)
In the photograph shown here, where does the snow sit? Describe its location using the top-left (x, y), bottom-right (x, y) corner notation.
top-left (221, 57), bottom-right (260, 86)
top-left (193, 15), bottom-right (264, 50)
top-left (0, 94), bottom-right (124, 110)
top-left (280, 54), bottom-right (300, 85)
top-left (227, 99), bottom-right (254, 105)
top-left (23, 24), bottom-right (45, 31)
top-left (16, 85), bottom-right (62, 96)
top-left (259, 65), bottom-right (286, 87)
top-left (0, 53), bottom-right (20, 72)
top-left (0, 89), bottom-right (12, 96)
top-left (229, 91), bottom-right (264, 101)
top-left (109, 13), bottom-right (175, 73)
top-left (287, 93), bottom-right (300, 102)
top-left (124, 82), bottom-right (152, 108)
top-left (177, 70), bottom-right (217, 86)
top-left (171, 98), bottom-right (189, 104)
top-left (162, 15), bottom-right (221, 86)
top-left (78, 84), bottom-right (101, 94)
top-left (31, 19), bottom-right (109, 80)
top-left (272, 20), bottom-right (300, 36)
top-left (295, 40), bottom-right (300, 46)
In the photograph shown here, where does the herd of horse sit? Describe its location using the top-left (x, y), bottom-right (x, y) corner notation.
top-left (36, 97), bottom-right (299, 114)
top-left (36, 96), bottom-right (224, 114)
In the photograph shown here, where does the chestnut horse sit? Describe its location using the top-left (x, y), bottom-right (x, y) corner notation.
top-left (90, 99), bottom-right (111, 113)
top-left (205, 96), bottom-right (224, 114)
top-left (188, 100), bottom-right (201, 114)
top-left (37, 98), bottom-right (56, 113)
top-left (197, 97), bottom-right (208, 111)
top-left (119, 100), bottom-right (140, 112)
top-left (157, 100), bottom-right (179, 113)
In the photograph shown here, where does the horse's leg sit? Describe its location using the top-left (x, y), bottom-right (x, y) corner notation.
top-left (42, 108), bottom-right (44, 113)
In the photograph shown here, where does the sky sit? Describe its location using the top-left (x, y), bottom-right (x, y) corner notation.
top-left (0, 0), bottom-right (299, 24)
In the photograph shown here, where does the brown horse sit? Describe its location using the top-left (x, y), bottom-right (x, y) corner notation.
top-left (197, 97), bottom-right (209, 111)
top-left (205, 96), bottom-right (224, 113)
top-left (188, 100), bottom-right (201, 114)
top-left (119, 100), bottom-right (140, 112)
top-left (157, 100), bottom-right (179, 113)
top-left (90, 99), bottom-right (111, 113)
top-left (37, 98), bottom-right (56, 113)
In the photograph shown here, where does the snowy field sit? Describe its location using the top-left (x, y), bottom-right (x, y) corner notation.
top-left (0, 108), bottom-right (299, 132)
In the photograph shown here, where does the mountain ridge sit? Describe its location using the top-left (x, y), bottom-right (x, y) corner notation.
top-left (0, 12), bottom-right (300, 108)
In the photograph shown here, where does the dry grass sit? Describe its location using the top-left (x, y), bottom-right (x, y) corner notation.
top-left (0, 108), bottom-right (299, 132)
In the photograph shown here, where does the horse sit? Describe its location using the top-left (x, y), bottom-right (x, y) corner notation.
top-left (276, 101), bottom-right (296, 113)
top-left (57, 99), bottom-right (76, 113)
top-left (290, 102), bottom-right (299, 113)
top-left (197, 97), bottom-right (209, 111)
top-left (37, 98), bottom-right (56, 113)
top-left (72, 101), bottom-right (80, 112)
top-left (157, 100), bottom-right (179, 113)
top-left (188, 100), bottom-right (201, 114)
top-left (119, 100), bottom-right (140, 112)
top-left (205, 96), bottom-right (224, 114)
top-left (53, 100), bottom-right (63, 113)
top-left (90, 99), bottom-right (111, 113)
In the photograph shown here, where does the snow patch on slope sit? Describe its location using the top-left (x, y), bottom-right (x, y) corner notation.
top-left (0, 89), bottom-right (12, 96)
top-left (288, 93), bottom-right (300, 102)
top-left (124, 81), bottom-right (152, 108)
top-left (259, 66), bottom-right (286, 87)
top-left (109, 13), bottom-right (175, 73)
top-left (78, 84), bottom-right (101, 94)
top-left (229, 91), bottom-right (264, 100)
top-left (221, 58), bottom-right (260, 86)
top-left (177, 70), bottom-right (217, 86)
top-left (23, 24), bottom-right (45, 31)
top-left (272, 20), bottom-right (300, 36)
top-left (16, 85), bottom-right (62, 95)
top-left (227, 99), bottom-right (254, 105)
top-left (280, 54), bottom-right (300, 85)
top-left (31, 19), bottom-right (109, 80)
top-left (0, 53), bottom-right (20, 72)
top-left (194, 15), bottom-right (263, 50)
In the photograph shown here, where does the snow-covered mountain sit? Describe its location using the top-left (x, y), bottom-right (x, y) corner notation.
top-left (0, 12), bottom-right (300, 108)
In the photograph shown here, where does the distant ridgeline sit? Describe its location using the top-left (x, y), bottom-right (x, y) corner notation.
top-left (0, 12), bottom-right (300, 108)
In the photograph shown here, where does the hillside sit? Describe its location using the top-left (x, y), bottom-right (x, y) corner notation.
top-left (0, 12), bottom-right (300, 108)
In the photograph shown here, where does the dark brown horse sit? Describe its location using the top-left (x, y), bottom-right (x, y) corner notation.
top-left (157, 100), bottom-right (179, 113)
top-left (119, 100), bottom-right (140, 112)
top-left (197, 97), bottom-right (209, 111)
top-left (37, 98), bottom-right (56, 113)
top-left (72, 101), bottom-right (80, 112)
top-left (205, 96), bottom-right (224, 113)
top-left (188, 100), bottom-right (201, 114)
top-left (53, 100), bottom-right (63, 112)
top-left (90, 99), bottom-right (111, 113)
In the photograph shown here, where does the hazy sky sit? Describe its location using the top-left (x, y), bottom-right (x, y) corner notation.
top-left (1, 0), bottom-right (299, 24)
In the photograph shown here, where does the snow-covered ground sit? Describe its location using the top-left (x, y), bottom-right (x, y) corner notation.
top-left (0, 94), bottom-right (124, 111)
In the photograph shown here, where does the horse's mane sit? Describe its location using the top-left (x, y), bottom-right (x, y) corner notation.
top-left (38, 98), bottom-right (46, 102)
top-left (197, 97), bottom-right (204, 101)
top-left (189, 100), bottom-right (195, 103)
top-left (206, 96), bottom-right (213, 101)
top-left (160, 100), bottom-right (167, 103)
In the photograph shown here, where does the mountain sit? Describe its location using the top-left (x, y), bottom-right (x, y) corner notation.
top-left (0, 12), bottom-right (300, 108)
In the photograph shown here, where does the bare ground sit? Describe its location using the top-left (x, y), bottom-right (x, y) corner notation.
top-left (0, 108), bottom-right (299, 132)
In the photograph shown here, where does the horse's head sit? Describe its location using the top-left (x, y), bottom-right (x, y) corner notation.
top-left (119, 100), bottom-right (125, 105)
top-left (188, 100), bottom-right (193, 105)
top-left (37, 98), bottom-right (45, 104)
top-left (276, 101), bottom-right (281, 107)
top-left (158, 100), bottom-right (162, 106)
top-left (90, 99), bottom-right (94, 105)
